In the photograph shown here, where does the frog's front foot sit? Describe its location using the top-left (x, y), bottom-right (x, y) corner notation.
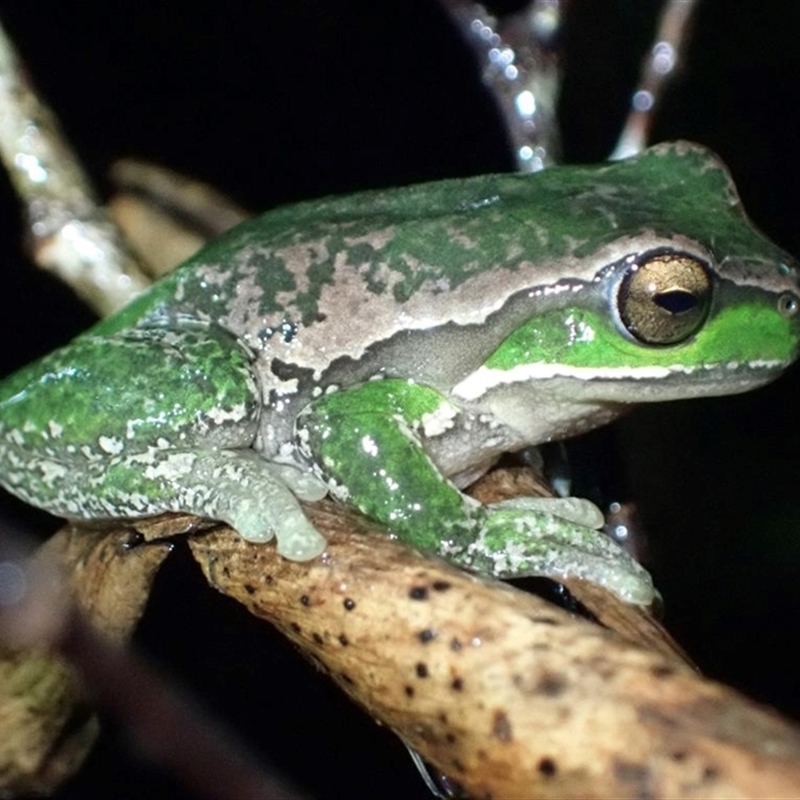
top-left (218, 483), bottom-right (326, 561)
top-left (444, 503), bottom-right (656, 606)
top-left (192, 451), bottom-right (328, 560)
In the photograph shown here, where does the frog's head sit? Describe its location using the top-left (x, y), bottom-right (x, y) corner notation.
top-left (452, 142), bottom-right (800, 437)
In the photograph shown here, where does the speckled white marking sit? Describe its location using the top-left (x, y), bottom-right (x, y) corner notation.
top-left (39, 461), bottom-right (68, 485)
top-left (142, 451), bottom-right (198, 481)
top-left (98, 436), bottom-right (124, 455)
top-left (420, 401), bottom-right (458, 438)
top-left (207, 402), bottom-right (249, 425)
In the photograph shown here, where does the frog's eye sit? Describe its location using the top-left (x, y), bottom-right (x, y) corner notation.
top-left (617, 252), bottom-right (712, 345)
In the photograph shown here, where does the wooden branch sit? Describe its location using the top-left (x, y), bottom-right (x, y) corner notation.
top-left (3, 472), bottom-right (800, 798)
top-left (187, 497), bottom-right (800, 799)
top-left (610, 0), bottom-right (700, 159)
top-left (439, 0), bottom-right (563, 171)
top-left (0, 526), bottom-right (171, 794)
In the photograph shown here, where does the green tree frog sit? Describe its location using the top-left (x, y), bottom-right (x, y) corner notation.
top-left (1, 142), bottom-right (798, 605)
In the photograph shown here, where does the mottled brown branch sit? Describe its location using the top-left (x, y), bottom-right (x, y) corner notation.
top-left (3, 468), bottom-right (800, 798)
top-left (185, 484), bottom-right (800, 800)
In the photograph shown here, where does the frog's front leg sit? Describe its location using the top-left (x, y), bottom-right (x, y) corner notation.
top-left (0, 325), bottom-right (325, 560)
top-left (296, 379), bottom-right (655, 604)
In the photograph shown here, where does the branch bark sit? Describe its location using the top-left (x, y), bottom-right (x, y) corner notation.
top-left (187, 489), bottom-right (800, 800)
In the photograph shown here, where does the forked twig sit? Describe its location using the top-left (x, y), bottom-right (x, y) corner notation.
top-left (0, 18), bottom-right (149, 315)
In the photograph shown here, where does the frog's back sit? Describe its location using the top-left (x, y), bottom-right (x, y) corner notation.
top-left (91, 142), bottom-right (790, 392)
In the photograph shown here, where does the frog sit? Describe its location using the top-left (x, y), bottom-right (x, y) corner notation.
top-left (1, 141), bottom-right (798, 606)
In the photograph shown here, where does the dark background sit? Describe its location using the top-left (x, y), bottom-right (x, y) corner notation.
top-left (1, 1), bottom-right (799, 797)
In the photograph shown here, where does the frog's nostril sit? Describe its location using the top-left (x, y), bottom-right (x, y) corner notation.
top-left (778, 292), bottom-right (800, 318)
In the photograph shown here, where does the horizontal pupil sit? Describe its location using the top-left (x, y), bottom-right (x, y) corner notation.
top-left (653, 289), bottom-right (697, 315)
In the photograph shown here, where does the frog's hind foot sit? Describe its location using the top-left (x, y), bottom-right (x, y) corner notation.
top-left (157, 449), bottom-right (327, 560)
top-left (455, 504), bottom-right (656, 606)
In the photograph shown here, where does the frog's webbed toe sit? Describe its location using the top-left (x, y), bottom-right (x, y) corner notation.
top-left (487, 496), bottom-right (605, 529)
top-left (450, 505), bottom-right (656, 606)
top-left (224, 466), bottom-right (327, 561)
top-left (165, 449), bottom-right (327, 561)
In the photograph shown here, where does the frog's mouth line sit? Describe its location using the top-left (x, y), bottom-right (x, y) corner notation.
top-left (451, 360), bottom-right (788, 402)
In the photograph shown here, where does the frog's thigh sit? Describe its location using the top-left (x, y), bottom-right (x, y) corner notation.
top-left (0, 327), bottom-right (324, 560)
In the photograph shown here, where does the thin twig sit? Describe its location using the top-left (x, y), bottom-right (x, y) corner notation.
top-left (0, 18), bottom-right (150, 315)
top-left (439, 0), bottom-right (565, 171)
top-left (610, 0), bottom-right (700, 159)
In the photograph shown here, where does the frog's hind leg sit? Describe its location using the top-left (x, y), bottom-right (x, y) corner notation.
top-left (0, 325), bottom-right (325, 560)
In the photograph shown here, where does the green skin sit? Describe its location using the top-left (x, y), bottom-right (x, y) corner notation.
top-left (1, 141), bottom-right (799, 604)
